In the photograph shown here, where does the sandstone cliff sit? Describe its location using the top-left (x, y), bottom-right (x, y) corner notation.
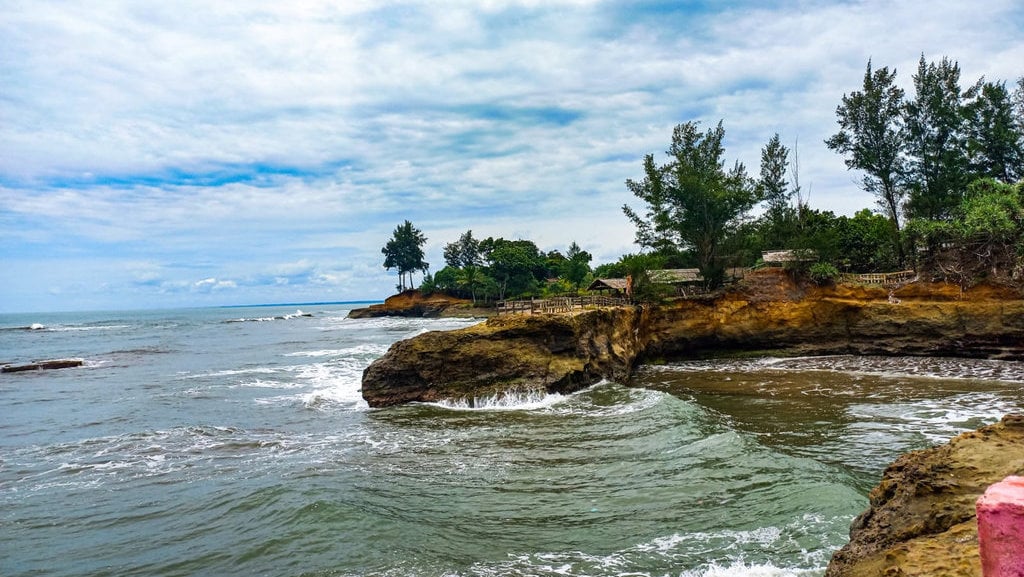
top-left (826, 414), bottom-right (1024, 577)
top-left (362, 270), bottom-right (1024, 407)
top-left (361, 307), bottom-right (648, 407)
top-left (347, 290), bottom-right (493, 319)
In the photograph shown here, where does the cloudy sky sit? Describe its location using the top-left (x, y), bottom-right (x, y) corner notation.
top-left (2, 1), bottom-right (1022, 312)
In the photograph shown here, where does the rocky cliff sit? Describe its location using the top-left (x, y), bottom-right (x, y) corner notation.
top-left (347, 290), bottom-right (493, 319)
top-left (361, 307), bottom-right (648, 407)
top-left (361, 270), bottom-right (1024, 407)
top-left (825, 414), bottom-right (1024, 577)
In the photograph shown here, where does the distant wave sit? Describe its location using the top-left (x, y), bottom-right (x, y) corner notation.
top-left (225, 310), bottom-right (313, 323)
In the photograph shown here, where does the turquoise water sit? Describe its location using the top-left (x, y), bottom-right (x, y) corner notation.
top-left (1, 306), bottom-right (1021, 576)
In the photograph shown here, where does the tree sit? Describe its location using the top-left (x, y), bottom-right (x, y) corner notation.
top-left (480, 238), bottom-right (545, 300)
top-left (381, 220), bottom-right (428, 292)
top-left (560, 241), bottom-right (592, 291)
top-left (826, 60), bottom-right (907, 263)
top-left (443, 230), bottom-right (482, 269)
top-left (903, 56), bottom-right (970, 220)
top-left (624, 121), bottom-right (758, 288)
top-left (758, 133), bottom-right (797, 248)
top-left (964, 80), bottom-right (1024, 183)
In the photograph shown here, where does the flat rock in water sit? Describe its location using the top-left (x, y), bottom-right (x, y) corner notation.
top-left (2, 359), bottom-right (84, 373)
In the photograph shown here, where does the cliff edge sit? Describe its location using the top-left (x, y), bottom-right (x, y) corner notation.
top-left (362, 270), bottom-right (1024, 407)
top-left (826, 414), bottom-right (1024, 577)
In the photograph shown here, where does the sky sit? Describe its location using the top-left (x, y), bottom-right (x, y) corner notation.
top-left (2, 1), bottom-right (1023, 313)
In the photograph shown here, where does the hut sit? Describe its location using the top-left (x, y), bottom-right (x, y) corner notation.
top-left (586, 278), bottom-right (629, 295)
top-left (648, 268), bottom-right (704, 296)
top-left (761, 250), bottom-right (817, 267)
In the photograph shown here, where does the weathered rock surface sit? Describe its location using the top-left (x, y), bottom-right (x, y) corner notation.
top-left (361, 307), bottom-right (648, 407)
top-left (2, 358), bottom-right (84, 373)
top-left (347, 290), bottom-right (493, 319)
top-left (361, 270), bottom-right (1024, 406)
top-left (826, 414), bottom-right (1024, 577)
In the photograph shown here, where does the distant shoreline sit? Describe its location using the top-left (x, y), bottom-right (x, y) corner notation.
top-left (219, 300), bottom-right (384, 309)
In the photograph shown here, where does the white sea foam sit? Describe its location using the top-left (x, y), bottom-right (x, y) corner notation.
top-left (433, 388), bottom-right (567, 411)
top-left (679, 561), bottom-right (821, 577)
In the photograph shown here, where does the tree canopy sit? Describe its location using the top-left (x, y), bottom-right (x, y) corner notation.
top-left (623, 120), bottom-right (758, 288)
top-left (381, 220), bottom-right (428, 292)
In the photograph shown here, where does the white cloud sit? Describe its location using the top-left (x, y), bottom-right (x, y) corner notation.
top-left (2, 0), bottom-right (1023, 311)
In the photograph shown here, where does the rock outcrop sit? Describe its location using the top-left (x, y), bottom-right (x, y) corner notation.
top-left (347, 290), bottom-right (493, 319)
top-left (361, 270), bottom-right (1024, 406)
top-left (2, 358), bottom-right (84, 373)
top-left (826, 414), bottom-right (1024, 577)
top-left (361, 307), bottom-right (648, 407)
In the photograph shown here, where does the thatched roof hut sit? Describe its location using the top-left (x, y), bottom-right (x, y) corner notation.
top-left (586, 278), bottom-right (629, 293)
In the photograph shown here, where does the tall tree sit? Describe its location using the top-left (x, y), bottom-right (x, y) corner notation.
top-left (561, 241), bottom-right (592, 291)
top-left (381, 220), bottom-right (428, 292)
top-left (480, 238), bottom-right (545, 300)
top-left (964, 80), bottom-right (1024, 183)
top-left (903, 56), bottom-right (970, 220)
top-left (443, 230), bottom-right (482, 269)
top-left (623, 120), bottom-right (758, 288)
top-left (758, 133), bottom-right (795, 248)
top-left (826, 60), bottom-right (907, 262)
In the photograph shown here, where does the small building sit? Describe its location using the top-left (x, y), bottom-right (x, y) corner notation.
top-left (586, 278), bottom-right (629, 294)
top-left (762, 250), bottom-right (818, 266)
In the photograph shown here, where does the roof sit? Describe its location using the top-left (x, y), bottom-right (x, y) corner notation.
top-left (647, 268), bottom-right (703, 284)
top-left (587, 278), bottom-right (628, 291)
top-left (762, 250), bottom-right (818, 264)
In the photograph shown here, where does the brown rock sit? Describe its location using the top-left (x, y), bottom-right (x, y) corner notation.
top-left (361, 307), bottom-right (648, 407)
top-left (826, 415), bottom-right (1024, 577)
top-left (2, 358), bottom-right (84, 373)
top-left (361, 276), bottom-right (1024, 406)
top-left (347, 290), bottom-right (493, 319)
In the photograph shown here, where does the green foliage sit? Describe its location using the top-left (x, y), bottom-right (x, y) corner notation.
top-left (836, 209), bottom-right (899, 272)
top-left (825, 60), bottom-right (907, 242)
top-left (623, 120), bottom-right (758, 289)
top-left (903, 56), bottom-right (970, 221)
top-left (807, 262), bottom-right (841, 286)
top-left (618, 253), bottom-right (667, 302)
top-left (964, 80), bottom-right (1023, 183)
top-left (480, 237), bottom-right (546, 300)
top-left (443, 230), bottom-right (482, 269)
top-left (560, 241), bottom-right (592, 291)
top-left (381, 220), bottom-right (428, 292)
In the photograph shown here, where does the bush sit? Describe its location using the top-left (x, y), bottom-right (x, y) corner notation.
top-left (808, 262), bottom-right (840, 286)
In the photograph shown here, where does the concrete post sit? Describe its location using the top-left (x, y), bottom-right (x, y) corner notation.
top-left (977, 475), bottom-right (1024, 577)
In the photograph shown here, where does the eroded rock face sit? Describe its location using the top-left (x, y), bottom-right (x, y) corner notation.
top-left (347, 290), bottom-right (492, 319)
top-left (825, 414), bottom-right (1024, 577)
top-left (361, 307), bottom-right (648, 407)
top-left (361, 271), bottom-right (1024, 406)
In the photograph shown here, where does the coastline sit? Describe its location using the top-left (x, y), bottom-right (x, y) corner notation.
top-left (360, 269), bottom-right (1024, 407)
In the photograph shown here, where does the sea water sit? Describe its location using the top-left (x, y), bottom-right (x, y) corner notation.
top-left (1, 305), bottom-right (1022, 577)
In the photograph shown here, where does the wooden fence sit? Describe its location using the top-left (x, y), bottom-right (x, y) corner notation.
top-left (840, 270), bottom-right (917, 285)
top-left (496, 295), bottom-right (631, 316)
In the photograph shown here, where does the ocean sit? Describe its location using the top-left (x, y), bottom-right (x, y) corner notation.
top-left (1, 304), bottom-right (1022, 577)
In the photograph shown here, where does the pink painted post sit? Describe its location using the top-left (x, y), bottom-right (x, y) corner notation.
top-left (977, 476), bottom-right (1024, 577)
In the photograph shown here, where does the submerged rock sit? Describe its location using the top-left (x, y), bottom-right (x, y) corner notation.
top-left (2, 358), bottom-right (84, 373)
top-left (826, 414), bottom-right (1024, 577)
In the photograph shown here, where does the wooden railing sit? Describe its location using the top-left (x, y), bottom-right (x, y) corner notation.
top-left (496, 295), bottom-right (631, 315)
top-left (840, 270), bottom-right (917, 285)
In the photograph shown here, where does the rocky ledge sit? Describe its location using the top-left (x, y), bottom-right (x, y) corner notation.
top-left (347, 289), bottom-right (493, 319)
top-left (361, 269), bottom-right (1024, 407)
top-left (826, 414), bottom-right (1024, 577)
top-left (362, 307), bottom-right (648, 406)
